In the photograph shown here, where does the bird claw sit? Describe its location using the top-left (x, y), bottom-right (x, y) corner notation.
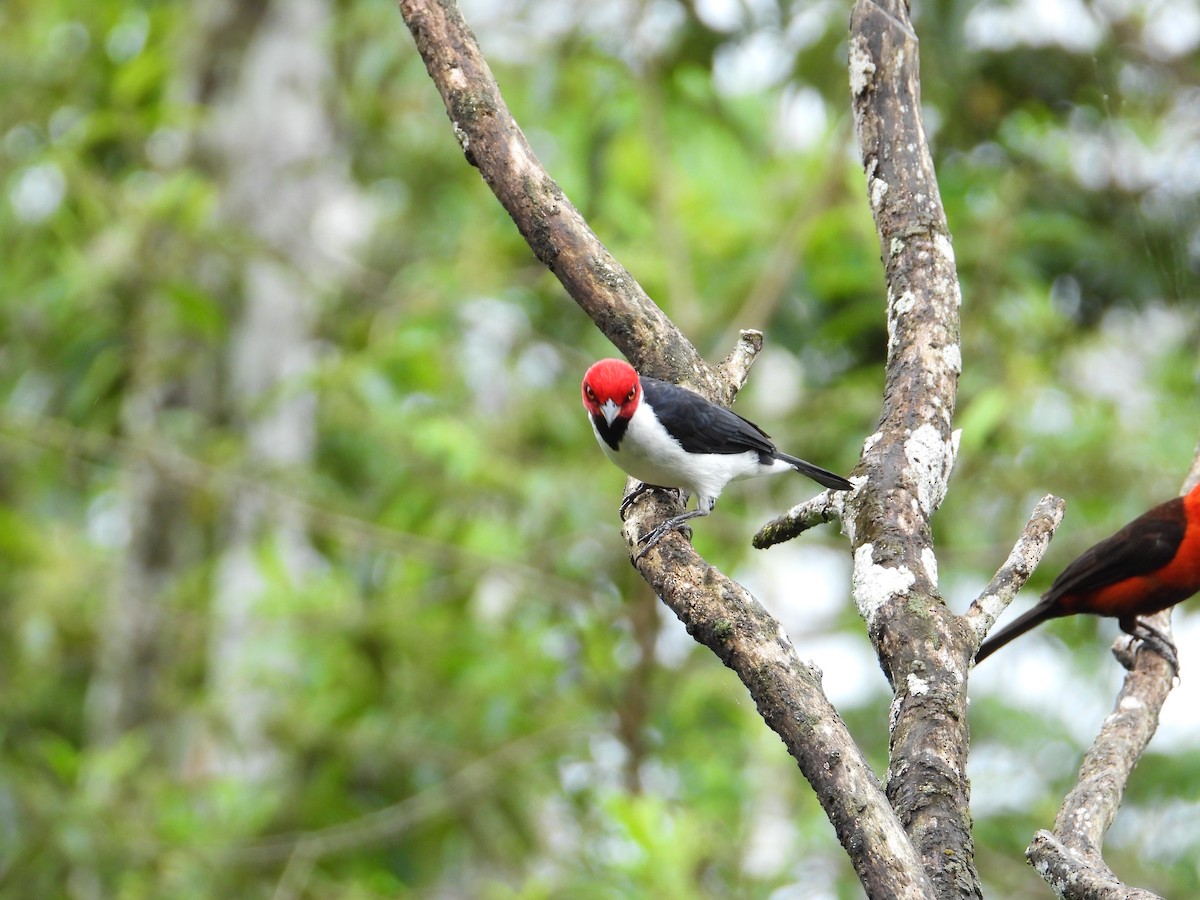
top-left (620, 484), bottom-right (686, 519)
top-left (1114, 627), bottom-right (1180, 678)
top-left (633, 520), bottom-right (693, 560)
top-left (1142, 638), bottom-right (1180, 679)
top-left (619, 483), bottom-right (653, 519)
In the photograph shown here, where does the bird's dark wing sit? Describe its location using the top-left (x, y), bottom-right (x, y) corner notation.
top-left (1046, 498), bottom-right (1185, 601)
top-left (639, 376), bottom-right (775, 457)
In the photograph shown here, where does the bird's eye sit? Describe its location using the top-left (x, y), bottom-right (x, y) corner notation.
top-left (626, 388), bottom-right (636, 401)
top-left (585, 385), bottom-right (595, 399)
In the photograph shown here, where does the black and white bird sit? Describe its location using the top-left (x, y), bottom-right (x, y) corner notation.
top-left (581, 358), bottom-right (852, 555)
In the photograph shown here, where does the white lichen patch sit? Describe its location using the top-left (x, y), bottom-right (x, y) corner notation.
top-left (941, 343), bottom-right (962, 374)
top-left (934, 232), bottom-right (956, 266)
top-left (848, 36), bottom-right (876, 95)
top-left (906, 672), bottom-right (930, 696)
top-left (861, 431), bottom-right (884, 456)
top-left (853, 543), bottom-right (915, 623)
top-left (452, 121), bottom-right (470, 154)
top-left (870, 176), bottom-right (889, 209)
top-left (447, 65), bottom-right (468, 90)
top-left (904, 423), bottom-right (955, 515)
top-left (1118, 695), bottom-right (1146, 713)
top-left (776, 624), bottom-right (796, 651)
top-left (920, 547), bottom-right (939, 588)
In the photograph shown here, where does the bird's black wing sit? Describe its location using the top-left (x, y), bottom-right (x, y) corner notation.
top-left (639, 376), bottom-right (775, 457)
top-left (1045, 498), bottom-right (1185, 601)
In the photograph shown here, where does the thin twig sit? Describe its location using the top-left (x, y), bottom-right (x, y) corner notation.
top-left (753, 489), bottom-right (848, 549)
top-left (964, 494), bottom-right (1065, 641)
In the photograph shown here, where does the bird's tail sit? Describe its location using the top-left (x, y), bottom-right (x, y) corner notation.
top-left (773, 452), bottom-right (853, 491)
top-left (975, 600), bottom-right (1060, 664)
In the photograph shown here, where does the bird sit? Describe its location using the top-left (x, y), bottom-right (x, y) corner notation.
top-left (975, 480), bottom-right (1200, 672)
top-left (581, 358), bottom-right (853, 557)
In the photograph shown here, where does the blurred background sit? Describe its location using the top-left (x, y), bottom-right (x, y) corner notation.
top-left (2, 0), bottom-right (1199, 896)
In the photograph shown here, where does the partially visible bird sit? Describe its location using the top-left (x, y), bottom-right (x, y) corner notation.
top-left (581, 358), bottom-right (852, 556)
top-left (975, 480), bottom-right (1200, 672)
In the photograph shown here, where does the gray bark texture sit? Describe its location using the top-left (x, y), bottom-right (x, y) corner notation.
top-left (845, 2), bottom-right (978, 895)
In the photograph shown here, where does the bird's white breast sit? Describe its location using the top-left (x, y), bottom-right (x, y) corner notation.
top-left (592, 399), bottom-right (782, 506)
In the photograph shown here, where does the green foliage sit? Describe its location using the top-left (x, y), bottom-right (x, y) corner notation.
top-left (1, 0), bottom-right (1199, 897)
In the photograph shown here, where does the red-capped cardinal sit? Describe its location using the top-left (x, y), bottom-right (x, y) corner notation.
top-left (581, 358), bottom-right (852, 556)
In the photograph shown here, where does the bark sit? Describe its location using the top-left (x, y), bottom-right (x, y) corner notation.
top-left (625, 485), bottom-right (931, 897)
top-left (397, 1), bottom-right (936, 895)
top-left (845, 2), bottom-right (977, 896)
top-left (1019, 451), bottom-right (1200, 898)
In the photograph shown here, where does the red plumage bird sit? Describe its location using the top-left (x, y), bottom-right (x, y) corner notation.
top-left (975, 481), bottom-right (1200, 670)
top-left (581, 358), bottom-right (852, 555)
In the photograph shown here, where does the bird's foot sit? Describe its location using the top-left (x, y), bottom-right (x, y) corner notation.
top-left (1115, 621), bottom-right (1180, 678)
top-left (619, 484), bottom-right (685, 519)
top-left (619, 483), bottom-right (653, 519)
top-left (633, 511), bottom-right (699, 560)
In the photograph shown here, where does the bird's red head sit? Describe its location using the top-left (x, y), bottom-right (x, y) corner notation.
top-left (582, 358), bottom-right (641, 426)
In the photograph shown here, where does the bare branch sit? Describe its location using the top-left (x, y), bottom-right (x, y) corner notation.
top-left (625, 491), bottom-right (933, 898)
top-left (716, 329), bottom-right (765, 388)
top-left (964, 494), bottom-right (1065, 641)
top-left (1061, 636), bottom-right (1175, 852)
top-left (1026, 445), bottom-right (1200, 896)
top-left (847, 0), bottom-right (975, 893)
top-left (753, 489), bottom-right (848, 549)
top-left (1027, 831), bottom-right (1163, 900)
top-left (396, 0), bottom-right (736, 396)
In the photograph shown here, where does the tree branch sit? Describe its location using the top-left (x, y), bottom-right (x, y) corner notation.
top-left (964, 494), bottom-right (1065, 641)
top-left (753, 489), bottom-right (848, 549)
top-left (626, 501), bottom-right (933, 898)
top-left (847, 1), bottom-right (976, 895)
top-left (1025, 448), bottom-right (1200, 897)
top-left (1027, 830), bottom-right (1163, 900)
top-left (397, 0), bottom-right (730, 395)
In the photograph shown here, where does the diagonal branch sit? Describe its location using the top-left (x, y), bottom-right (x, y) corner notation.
top-left (964, 494), bottom-right (1065, 640)
top-left (625, 489), bottom-right (932, 898)
top-left (1025, 447), bottom-right (1200, 898)
top-left (397, 0), bottom-right (730, 396)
